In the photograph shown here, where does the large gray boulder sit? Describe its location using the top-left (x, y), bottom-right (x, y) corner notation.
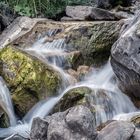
top-left (65, 6), bottom-right (118, 21)
top-left (96, 121), bottom-right (135, 140)
top-left (30, 105), bottom-right (97, 140)
top-left (111, 13), bottom-right (140, 106)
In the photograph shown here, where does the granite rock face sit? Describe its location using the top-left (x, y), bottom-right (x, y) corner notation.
top-left (65, 6), bottom-right (118, 21)
top-left (30, 105), bottom-right (97, 140)
top-left (96, 121), bottom-right (135, 140)
top-left (111, 13), bottom-right (140, 106)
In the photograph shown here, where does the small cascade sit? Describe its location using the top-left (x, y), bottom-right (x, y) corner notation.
top-left (0, 77), bottom-right (16, 126)
top-left (26, 37), bottom-right (67, 68)
top-left (0, 34), bottom-right (138, 138)
top-left (54, 62), bottom-right (137, 126)
top-left (113, 112), bottom-right (140, 121)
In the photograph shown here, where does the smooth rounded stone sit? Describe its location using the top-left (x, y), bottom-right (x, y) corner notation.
top-left (65, 6), bottom-right (118, 21)
top-left (30, 117), bottom-right (49, 140)
top-left (47, 105), bottom-right (97, 140)
top-left (51, 86), bottom-right (92, 113)
top-left (52, 86), bottom-right (114, 113)
top-left (96, 121), bottom-right (135, 140)
top-left (132, 130), bottom-right (140, 140)
top-left (30, 105), bottom-right (97, 140)
top-left (65, 105), bottom-right (96, 139)
top-left (0, 46), bottom-right (62, 118)
top-left (111, 13), bottom-right (140, 106)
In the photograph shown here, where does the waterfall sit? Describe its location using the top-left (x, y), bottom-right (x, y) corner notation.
top-left (0, 77), bottom-right (16, 126)
top-left (0, 36), bottom-right (138, 138)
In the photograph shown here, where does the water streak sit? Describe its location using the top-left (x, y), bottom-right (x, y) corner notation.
top-left (0, 36), bottom-right (138, 138)
top-left (0, 77), bottom-right (16, 126)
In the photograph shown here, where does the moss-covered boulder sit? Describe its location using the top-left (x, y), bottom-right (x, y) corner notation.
top-left (52, 86), bottom-right (115, 126)
top-left (52, 87), bottom-right (92, 113)
top-left (0, 46), bottom-right (62, 118)
top-left (66, 21), bottom-right (122, 67)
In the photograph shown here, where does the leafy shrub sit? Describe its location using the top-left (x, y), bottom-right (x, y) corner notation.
top-left (1, 0), bottom-right (96, 18)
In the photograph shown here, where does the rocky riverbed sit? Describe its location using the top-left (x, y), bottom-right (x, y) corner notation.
top-left (1, 0), bottom-right (140, 140)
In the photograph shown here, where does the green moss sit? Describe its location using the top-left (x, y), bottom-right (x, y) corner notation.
top-left (52, 87), bottom-right (92, 113)
top-left (67, 22), bottom-right (121, 67)
top-left (0, 46), bottom-right (62, 117)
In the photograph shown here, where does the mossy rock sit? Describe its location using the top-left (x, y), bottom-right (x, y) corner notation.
top-left (0, 46), bottom-right (62, 118)
top-left (52, 86), bottom-right (113, 115)
top-left (52, 87), bottom-right (92, 113)
top-left (66, 22), bottom-right (122, 67)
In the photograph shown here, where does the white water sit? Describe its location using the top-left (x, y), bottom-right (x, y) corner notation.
top-left (0, 77), bottom-right (16, 126)
top-left (0, 36), bottom-right (138, 138)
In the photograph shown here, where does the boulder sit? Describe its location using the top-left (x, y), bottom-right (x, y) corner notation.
top-left (0, 17), bottom-right (122, 67)
top-left (111, 13), bottom-right (140, 106)
top-left (66, 20), bottom-right (122, 67)
top-left (65, 6), bottom-right (118, 21)
top-left (96, 121), bottom-right (135, 140)
top-left (30, 105), bottom-right (97, 140)
top-left (30, 117), bottom-right (48, 140)
top-left (51, 86), bottom-right (126, 126)
top-left (0, 46), bottom-right (61, 118)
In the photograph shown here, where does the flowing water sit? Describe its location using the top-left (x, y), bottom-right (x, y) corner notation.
top-left (0, 36), bottom-right (139, 138)
top-left (0, 77), bottom-right (16, 126)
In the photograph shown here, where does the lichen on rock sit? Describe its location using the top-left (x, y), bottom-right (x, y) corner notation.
top-left (0, 46), bottom-right (62, 118)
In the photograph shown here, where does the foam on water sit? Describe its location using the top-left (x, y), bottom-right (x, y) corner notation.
top-left (0, 36), bottom-right (138, 138)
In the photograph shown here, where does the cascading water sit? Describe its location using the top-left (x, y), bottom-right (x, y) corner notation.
top-left (0, 35), bottom-right (138, 138)
top-left (0, 77), bottom-right (16, 126)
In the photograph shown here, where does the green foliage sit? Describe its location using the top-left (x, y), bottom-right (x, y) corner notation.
top-left (1, 0), bottom-right (95, 18)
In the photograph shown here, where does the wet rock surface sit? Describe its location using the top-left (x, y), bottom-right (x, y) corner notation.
top-left (0, 46), bottom-right (61, 118)
top-left (0, 17), bottom-right (122, 67)
top-left (96, 121), bottom-right (135, 140)
top-left (64, 6), bottom-right (118, 21)
top-left (51, 86), bottom-right (131, 126)
top-left (111, 13), bottom-right (140, 106)
top-left (30, 105), bottom-right (97, 140)
top-left (30, 108), bottom-right (139, 140)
